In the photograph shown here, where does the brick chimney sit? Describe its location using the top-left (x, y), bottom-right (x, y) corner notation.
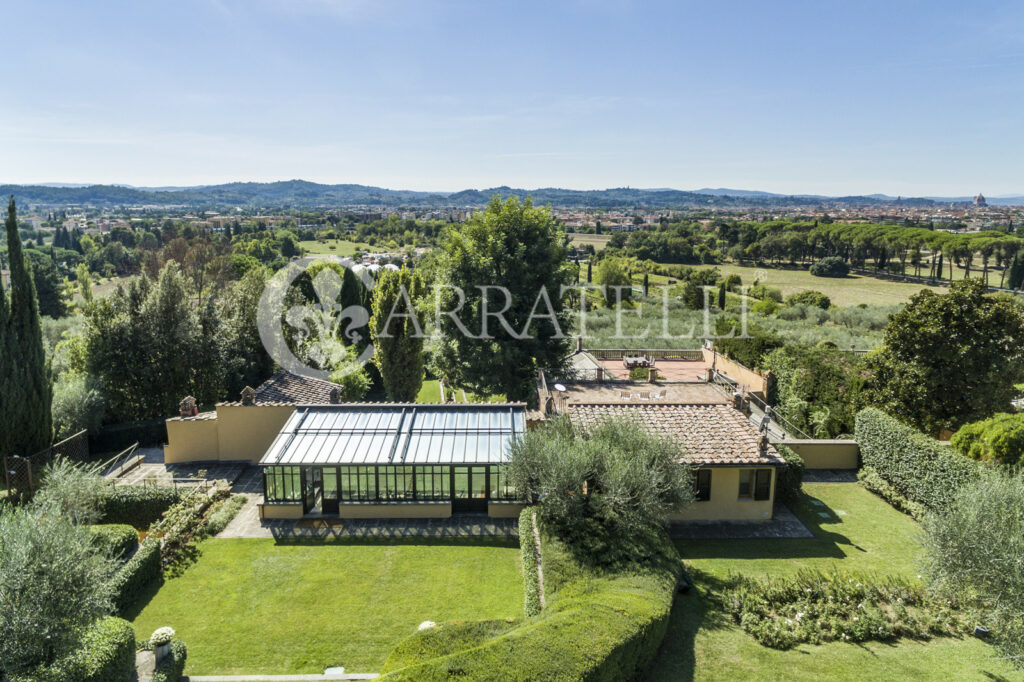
top-left (179, 396), bottom-right (197, 418)
top-left (576, 336), bottom-right (583, 353)
top-left (240, 386), bottom-right (256, 406)
top-left (329, 388), bottom-right (342, 404)
top-left (758, 434), bottom-right (769, 456)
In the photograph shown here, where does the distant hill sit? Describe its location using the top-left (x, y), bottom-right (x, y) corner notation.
top-left (0, 180), bottom-right (994, 209)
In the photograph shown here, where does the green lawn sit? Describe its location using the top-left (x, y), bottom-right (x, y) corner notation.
top-left (130, 539), bottom-right (522, 675)
top-left (416, 379), bottom-right (443, 403)
top-left (299, 238), bottom-right (376, 256)
top-left (647, 482), bottom-right (1019, 681)
top-left (715, 264), bottom-right (934, 307)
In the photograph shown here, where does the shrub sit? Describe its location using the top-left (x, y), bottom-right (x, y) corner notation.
top-left (202, 494), bottom-right (248, 537)
top-left (8, 617), bottom-right (135, 682)
top-left (923, 471), bottom-right (1024, 668)
top-left (785, 290), bottom-right (831, 310)
top-left (51, 373), bottom-right (106, 439)
top-left (519, 509), bottom-right (542, 617)
top-left (110, 538), bottom-right (162, 615)
top-left (723, 273), bottom-right (742, 292)
top-left (97, 486), bottom-right (182, 529)
top-left (857, 466), bottom-right (927, 520)
top-left (34, 458), bottom-right (108, 526)
top-left (720, 569), bottom-right (966, 649)
top-left (150, 639), bottom-right (187, 682)
top-left (89, 524), bottom-right (138, 561)
top-left (810, 257), bottom-right (849, 277)
top-left (950, 413), bottom-right (1024, 466)
top-left (151, 487), bottom-right (228, 574)
top-left (751, 298), bottom-right (779, 315)
top-left (855, 408), bottom-right (980, 511)
top-left (749, 284), bottom-right (783, 302)
top-left (774, 445), bottom-right (804, 504)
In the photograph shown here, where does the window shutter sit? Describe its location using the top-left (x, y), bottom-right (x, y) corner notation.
top-left (754, 469), bottom-right (772, 501)
top-left (695, 469), bottom-right (712, 501)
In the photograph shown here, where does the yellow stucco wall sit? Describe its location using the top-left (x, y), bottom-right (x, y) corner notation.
top-left (782, 440), bottom-right (859, 470)
top-left (703, 347), bottom-right (767, 395)
top-left (164, 418), bottom-right (220, 464)
top-left (488, 502), bottom-right (527, 518)
top-left (216, 404), bottom-right (296, 462)
top-left (670, 467), bottom-right (776, 521)
top-left (259, 503), bottom-right (304, 519)
top-left (336, 503), bottom-right (452, 519)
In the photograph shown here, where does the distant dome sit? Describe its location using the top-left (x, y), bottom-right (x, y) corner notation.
top-left (974, 193), bottom-right (987, 206)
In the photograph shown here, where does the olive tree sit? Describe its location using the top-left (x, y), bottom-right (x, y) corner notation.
top-left (0, 503), bottom-right (117, 673)
top-left (922, 471), bottom-right (1024, 668)
top-left (507, 416), bottom-right (693, 560)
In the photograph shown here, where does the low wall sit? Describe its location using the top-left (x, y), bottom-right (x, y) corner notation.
top-left (488, 502), bottom-right (527, 518)
top-left (216, 404), bottom-right (295, 462)
top-left (781, 439), bottom-right (859, 470)
top-left (259, 503), bottom-right (304, 520)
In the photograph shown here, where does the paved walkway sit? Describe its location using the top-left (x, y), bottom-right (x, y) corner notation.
top-left (803, 469), bottom-right (858, 483)
top-left (669, 503), bottom-right (813, 540)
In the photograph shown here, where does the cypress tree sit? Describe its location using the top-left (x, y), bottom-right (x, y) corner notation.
top-left (586, 260), bottom-right (592, 283)
top-left (0, 251), bottom-right (9, 457)
top-left (936, 253), bottom-right (944, 281)
top-left (717, 282), bottom-right (727, 310)
top-left (4, 197), bottom-right (52, 455)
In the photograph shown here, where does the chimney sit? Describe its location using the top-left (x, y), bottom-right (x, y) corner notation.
top-left (179, 396), bottom-right (197, 418)
top-left (732, 391), bottom-right (743, 411)
top-left (329, 388), bottom-right (342, 404)
top-left (758, 434), bottom-right (769, 456)
top-left (576, 336), bottom-right (583, 353)
top-left (240, 386), bottom-right (256, 406)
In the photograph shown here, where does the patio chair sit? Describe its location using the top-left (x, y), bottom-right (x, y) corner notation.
top-left (638, 391), bottom-right (651, 400)
top-left (619, 390), bottom-right (632, 400)
top-left (655, 389), bottom-right (667, 399)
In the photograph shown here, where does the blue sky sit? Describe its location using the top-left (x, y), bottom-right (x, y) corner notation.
top-left (3, 0), bottom-right (1022, 195)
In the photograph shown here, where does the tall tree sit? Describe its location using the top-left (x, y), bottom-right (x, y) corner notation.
top-left (433, 196), bottom-right (573, 404)
top-left (867, 279), bottom-right (1024, 434)
top-left (2, 197), bottom-right (52, 455)
top-left (371, 267), bottom-right (426, 402)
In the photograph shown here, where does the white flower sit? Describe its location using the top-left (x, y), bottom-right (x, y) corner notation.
top-left (852, 616), bottom-right (859, 622)
top-left (150, 627), bottom-right (175, 646)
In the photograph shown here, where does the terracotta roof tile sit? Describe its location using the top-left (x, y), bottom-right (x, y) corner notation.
top-left (566, 402), bottom-right (784, 467)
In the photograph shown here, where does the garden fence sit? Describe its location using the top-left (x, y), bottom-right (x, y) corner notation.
top-left (3, 429), bottom-right (91, 502)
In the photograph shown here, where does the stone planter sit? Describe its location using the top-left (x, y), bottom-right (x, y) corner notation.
top-left (154, 642), bottom-right (171, 663)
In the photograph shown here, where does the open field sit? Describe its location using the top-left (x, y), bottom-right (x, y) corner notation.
top-left (299, 238), bottom-right (376, 256)
top-left (648, 482), bottom-right (1018, 681)
top-left (568, 232), bottom-right (611, 250)
top-left (130, 538), bottom-right (522, 675)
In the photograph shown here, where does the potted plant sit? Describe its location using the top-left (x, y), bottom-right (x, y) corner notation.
top-left (150, 626), bottom-right (175, 663)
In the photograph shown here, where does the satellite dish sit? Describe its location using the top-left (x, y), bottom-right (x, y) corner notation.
top-left (553, 383), bottom-right (567, 392)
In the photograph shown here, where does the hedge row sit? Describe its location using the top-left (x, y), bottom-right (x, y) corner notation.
top-left (857, 466), bottom-right (927, 520)
top-left (88, 524), bottom-right (139, 561)
top-left (151, 640), bottom-right (187, 682)
top-left (378, 522), bottom-right (681, 681)
top-left (110, 537), bottom-right (163, 615)
top-left (519, 509), bottom-right (542, 617)
top-left (855, 408), bottom-right (980, 511)
top-left (9, 617), bottom-right (135, 682)
top-left (97, 486), bottom-right (182, 529)
top-left (773, 445), bottom-right (805, 504)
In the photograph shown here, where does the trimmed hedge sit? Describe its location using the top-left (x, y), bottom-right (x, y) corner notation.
top-left (774, 445), bottom-right (804, 504)
top-left (110, 537), bottom-right (162, 615)
top-left (519, 509), bottom-right (542, 617)
top-left (9, 617), bottom-right (135, 682)
top-left (88, 524), bottom-right (139, 561)
top-left (857, 466), bottom-right (927, 520)
top-left (97, 486), bottom-right (182, 529)
top-left (856, 408), bottom-right (980, 512)
top-left (151, 639), bottom-right (187, 682)
top-left (378, 522), bottom-right (681, 681)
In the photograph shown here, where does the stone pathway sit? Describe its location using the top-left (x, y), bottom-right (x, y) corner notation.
top-left (133, 650), bottom-right (155, 682)
top-left (669, 503), bottom-right (813, 540)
